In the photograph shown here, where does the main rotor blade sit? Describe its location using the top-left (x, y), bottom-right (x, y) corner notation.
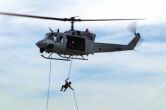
top-left (79, 18), bottom-right (144, 21)
top-left (0, 12), bottom-right (144, 22)
top-left (0, 12), bottom-right (68, 21)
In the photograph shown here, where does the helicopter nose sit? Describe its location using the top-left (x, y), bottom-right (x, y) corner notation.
top-left (36, 40), bottom-right (44, 48)
top-left (36, 40), bottom-right (47, 53)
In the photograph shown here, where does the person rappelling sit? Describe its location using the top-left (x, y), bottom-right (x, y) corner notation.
top-left (60, 78), bottom-right (74, 92)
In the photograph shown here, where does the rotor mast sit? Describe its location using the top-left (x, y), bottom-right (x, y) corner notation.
top-left (71, 18), bottom-right (75, 30)
top-left (70, 17), bottom-right (78, 30)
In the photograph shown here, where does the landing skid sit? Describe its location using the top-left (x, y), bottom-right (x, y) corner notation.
top-left (41, 54), bottom-right (70, 61)
top-left (41, 53), bottom-right (88, 61)
top-left (58, 54), bottom-right (88, 60)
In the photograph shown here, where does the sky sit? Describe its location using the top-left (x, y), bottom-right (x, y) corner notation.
top-left (0, 0), bottom-right (166, 110)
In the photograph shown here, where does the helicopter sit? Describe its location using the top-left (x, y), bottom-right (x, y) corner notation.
top-left (0, 12), bottom-right (142, 61)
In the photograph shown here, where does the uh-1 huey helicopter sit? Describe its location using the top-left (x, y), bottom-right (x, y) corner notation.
top-left (0, 12), bottom-right (142, 61)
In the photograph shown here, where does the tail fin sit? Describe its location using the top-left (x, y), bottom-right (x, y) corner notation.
top-left (128, 33), bottom-right (141, 50)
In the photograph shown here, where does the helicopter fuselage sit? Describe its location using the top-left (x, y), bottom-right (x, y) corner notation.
top-left (36, 29), bottom-right (96, 56)
top-left (36, 29), bottom-right (141, 60)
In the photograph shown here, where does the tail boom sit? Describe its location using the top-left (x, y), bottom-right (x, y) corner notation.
top-left (93, 33), bottom-right (141, 53)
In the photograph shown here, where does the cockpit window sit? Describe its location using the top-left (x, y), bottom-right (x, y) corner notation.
top-left (44, 32), bottom-right (64, 43)
top-left (56, 35), bottom-right (63, 43)
top-left (44, 34), bottom-right (49, 39)
top-left (44, 33), bottom-right (53, 39)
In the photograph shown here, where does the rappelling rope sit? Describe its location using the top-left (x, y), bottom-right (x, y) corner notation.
top-left (45, 55), bottom-right (52, 110)
top-left (45, 56), bottom-right (77, 110)
top-left (67, 58), bottom-right (78, 110)
top-left (67, 59), bottom-right (73, 79)
top-left (73, 90), bottom-right (79, 110)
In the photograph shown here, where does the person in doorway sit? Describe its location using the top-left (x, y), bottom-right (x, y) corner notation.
top-left (60, 78), bottom-right (74, 92)
top-left (85, 28), bottom-right (89, 37)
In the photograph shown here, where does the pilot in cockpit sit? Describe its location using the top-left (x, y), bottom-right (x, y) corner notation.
top-left (56, 35), bottom-right (63, 43)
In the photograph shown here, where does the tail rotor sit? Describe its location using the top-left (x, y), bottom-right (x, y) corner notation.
top-left (128, 21), bottom-right (137, 35)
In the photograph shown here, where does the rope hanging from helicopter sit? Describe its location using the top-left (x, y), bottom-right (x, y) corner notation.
top-left (67, 58), bottom-right (79, 110)
top-left (67, 59), bottom-right (79, 110)
top-left (67, 58), bottom-right (73, 79)
top-left (45, 56), bottom-right (79, 110)
top-left (45, 55), bottom-right (52, 110)
top-left (73, 90), bottom-right (79, 110)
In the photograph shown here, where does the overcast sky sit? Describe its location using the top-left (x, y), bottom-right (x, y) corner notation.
top-left (0, 0), bottom-right (166, 110)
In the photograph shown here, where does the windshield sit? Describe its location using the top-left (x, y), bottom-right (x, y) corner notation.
top-left (44, 32), bottom-right (64, 43)
top-left (56, 35), bottom-right (63, 43)
top-left (44, 33), bottom-right (56, 41)
top-left (44, 33), bottom-right (51, 39)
